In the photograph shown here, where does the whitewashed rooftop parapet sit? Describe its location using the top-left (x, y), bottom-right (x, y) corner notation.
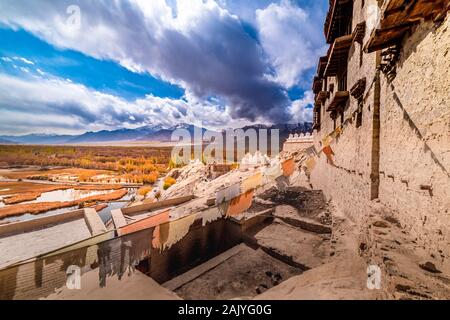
top-left (286, 132), bottom-right (314, 142)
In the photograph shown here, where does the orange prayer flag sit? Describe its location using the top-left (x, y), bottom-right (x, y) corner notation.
top-left (281, 158), bottom-right (295, 177)
top-left (119, 209), bottom-right (170, 236)
top-left (226, 190), bottom-right (254, 217)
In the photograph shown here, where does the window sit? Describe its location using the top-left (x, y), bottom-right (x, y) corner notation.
top-left (338, 70), bottom-right (347, 91)
top-left (356, 103), bottom-right (363, 128)
top-left (360, 45), bottom-right (364, 67)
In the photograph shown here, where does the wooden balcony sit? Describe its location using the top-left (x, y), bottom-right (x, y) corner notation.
top-left (317, 56), bottom-right (328, 78)
top-left (313, 104), bottom-right (321, 130)
top-left (316, 91), bottom-right (328, 104)
top-left (365, 0), bottom-right (449, 52)
top-left (350, 78), bottom-right (366, 101)
top-left (312, 77), bottom-right (323, 94)
top-left (352, 22), bottom-right (366, 44)
top-left (324, 34), bottom-right (353, 77)
top-left (324, 0), bottom-right (354, 44)
top-left (327, 91), bottom-right (349, 112)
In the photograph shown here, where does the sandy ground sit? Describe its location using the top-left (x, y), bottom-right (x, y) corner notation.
top-left (175, 245), bottom-right (302, 300)
top-left (168, 159), bottom-right (450, 300)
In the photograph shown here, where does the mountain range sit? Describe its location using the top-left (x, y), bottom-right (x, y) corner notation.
top-left (0, 123), bottom-right (312, 145)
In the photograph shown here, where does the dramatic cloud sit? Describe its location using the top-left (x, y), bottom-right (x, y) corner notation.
top-left (0, 0), bottom-right (298, 123)
top-left (256, 0), bottom-right (327, 88)
top-left (0, 73), bottom-right (245, 135)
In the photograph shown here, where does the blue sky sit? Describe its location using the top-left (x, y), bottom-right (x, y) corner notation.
top-left (0, 0), bottom-right (327, 135)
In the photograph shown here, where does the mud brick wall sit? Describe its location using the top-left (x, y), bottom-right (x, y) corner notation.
top-left (378, 15), bottom-right (450, 256)
top-left (311, 0), bottom-right (379, 223)
top-left (311, 1), bottom-right (450, 256)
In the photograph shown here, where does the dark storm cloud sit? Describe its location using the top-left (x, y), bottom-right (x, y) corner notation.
top-left (0, 0), bottom-right (291, 123)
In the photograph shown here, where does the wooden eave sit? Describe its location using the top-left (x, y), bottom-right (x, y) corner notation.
top-left (317, 91), bottom-right (328, 104)
top-left (324, 0), bottom-right (353, 44)
top-left (350, 78), bottom-right (367, 100)
top-left (317, 56), bottom-right (328, 78)
top-left (324, 34), bottom-right (353, 77)
top-left (352, 21), bottom-right (366, 44)
top-left (327, 91), bottom-right (349, 112)
top-left (365, 0), bottom-right (448, 52)
top-left (313, 77), bottom-right (323, 94)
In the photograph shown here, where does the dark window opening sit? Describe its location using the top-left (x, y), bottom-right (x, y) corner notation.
top-left (360, 45), bottom-right (364, 67)
top-left (356, 102), bottom-right (363, 128)
top-left (338, 70), bottom-right (347, 91)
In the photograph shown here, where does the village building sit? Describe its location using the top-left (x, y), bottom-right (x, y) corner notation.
top-left (311, 0), bottom-right (450, 256)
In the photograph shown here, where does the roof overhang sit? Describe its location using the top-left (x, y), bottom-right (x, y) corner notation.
top-left (324, 34), bottom-right (353, 77)
top-left (365, 0), bottom-right (448, 52)
top-left (324, 0), bottom-right (354, 44)
top-left (317, 56), bottom-right (328, 78)
top-left (327, 91), bottom-right (349, 112)
top-left (312, 77), bottom-right (323, 94)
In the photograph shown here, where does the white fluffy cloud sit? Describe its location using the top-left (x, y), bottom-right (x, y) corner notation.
top-left (0, 73), bottom-right (248, 135)
top-left (256, 0), bottom-right (327, 88)
top-left (289, 90), bottom-right (314, 123)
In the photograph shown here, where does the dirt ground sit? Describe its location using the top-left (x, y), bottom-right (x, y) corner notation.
top-left (172, 165), bottom-right (450, 300)
top-left (175, 245), bottom-right (302, 300)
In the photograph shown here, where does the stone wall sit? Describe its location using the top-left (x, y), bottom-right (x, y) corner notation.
top-left (310, 1), bottom-right (450, 255)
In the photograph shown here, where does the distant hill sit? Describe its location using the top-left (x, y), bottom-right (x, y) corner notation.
top-left (0, 138), bottom-right (15, 144)
top-left (67, 126), bottom-right (158, 143)
top-left (138, 124), bottom-right (210, 142)
top-left (0, 122), bottom-right (312, 145)
top-left (0, 134), bottom-right (75, 145)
